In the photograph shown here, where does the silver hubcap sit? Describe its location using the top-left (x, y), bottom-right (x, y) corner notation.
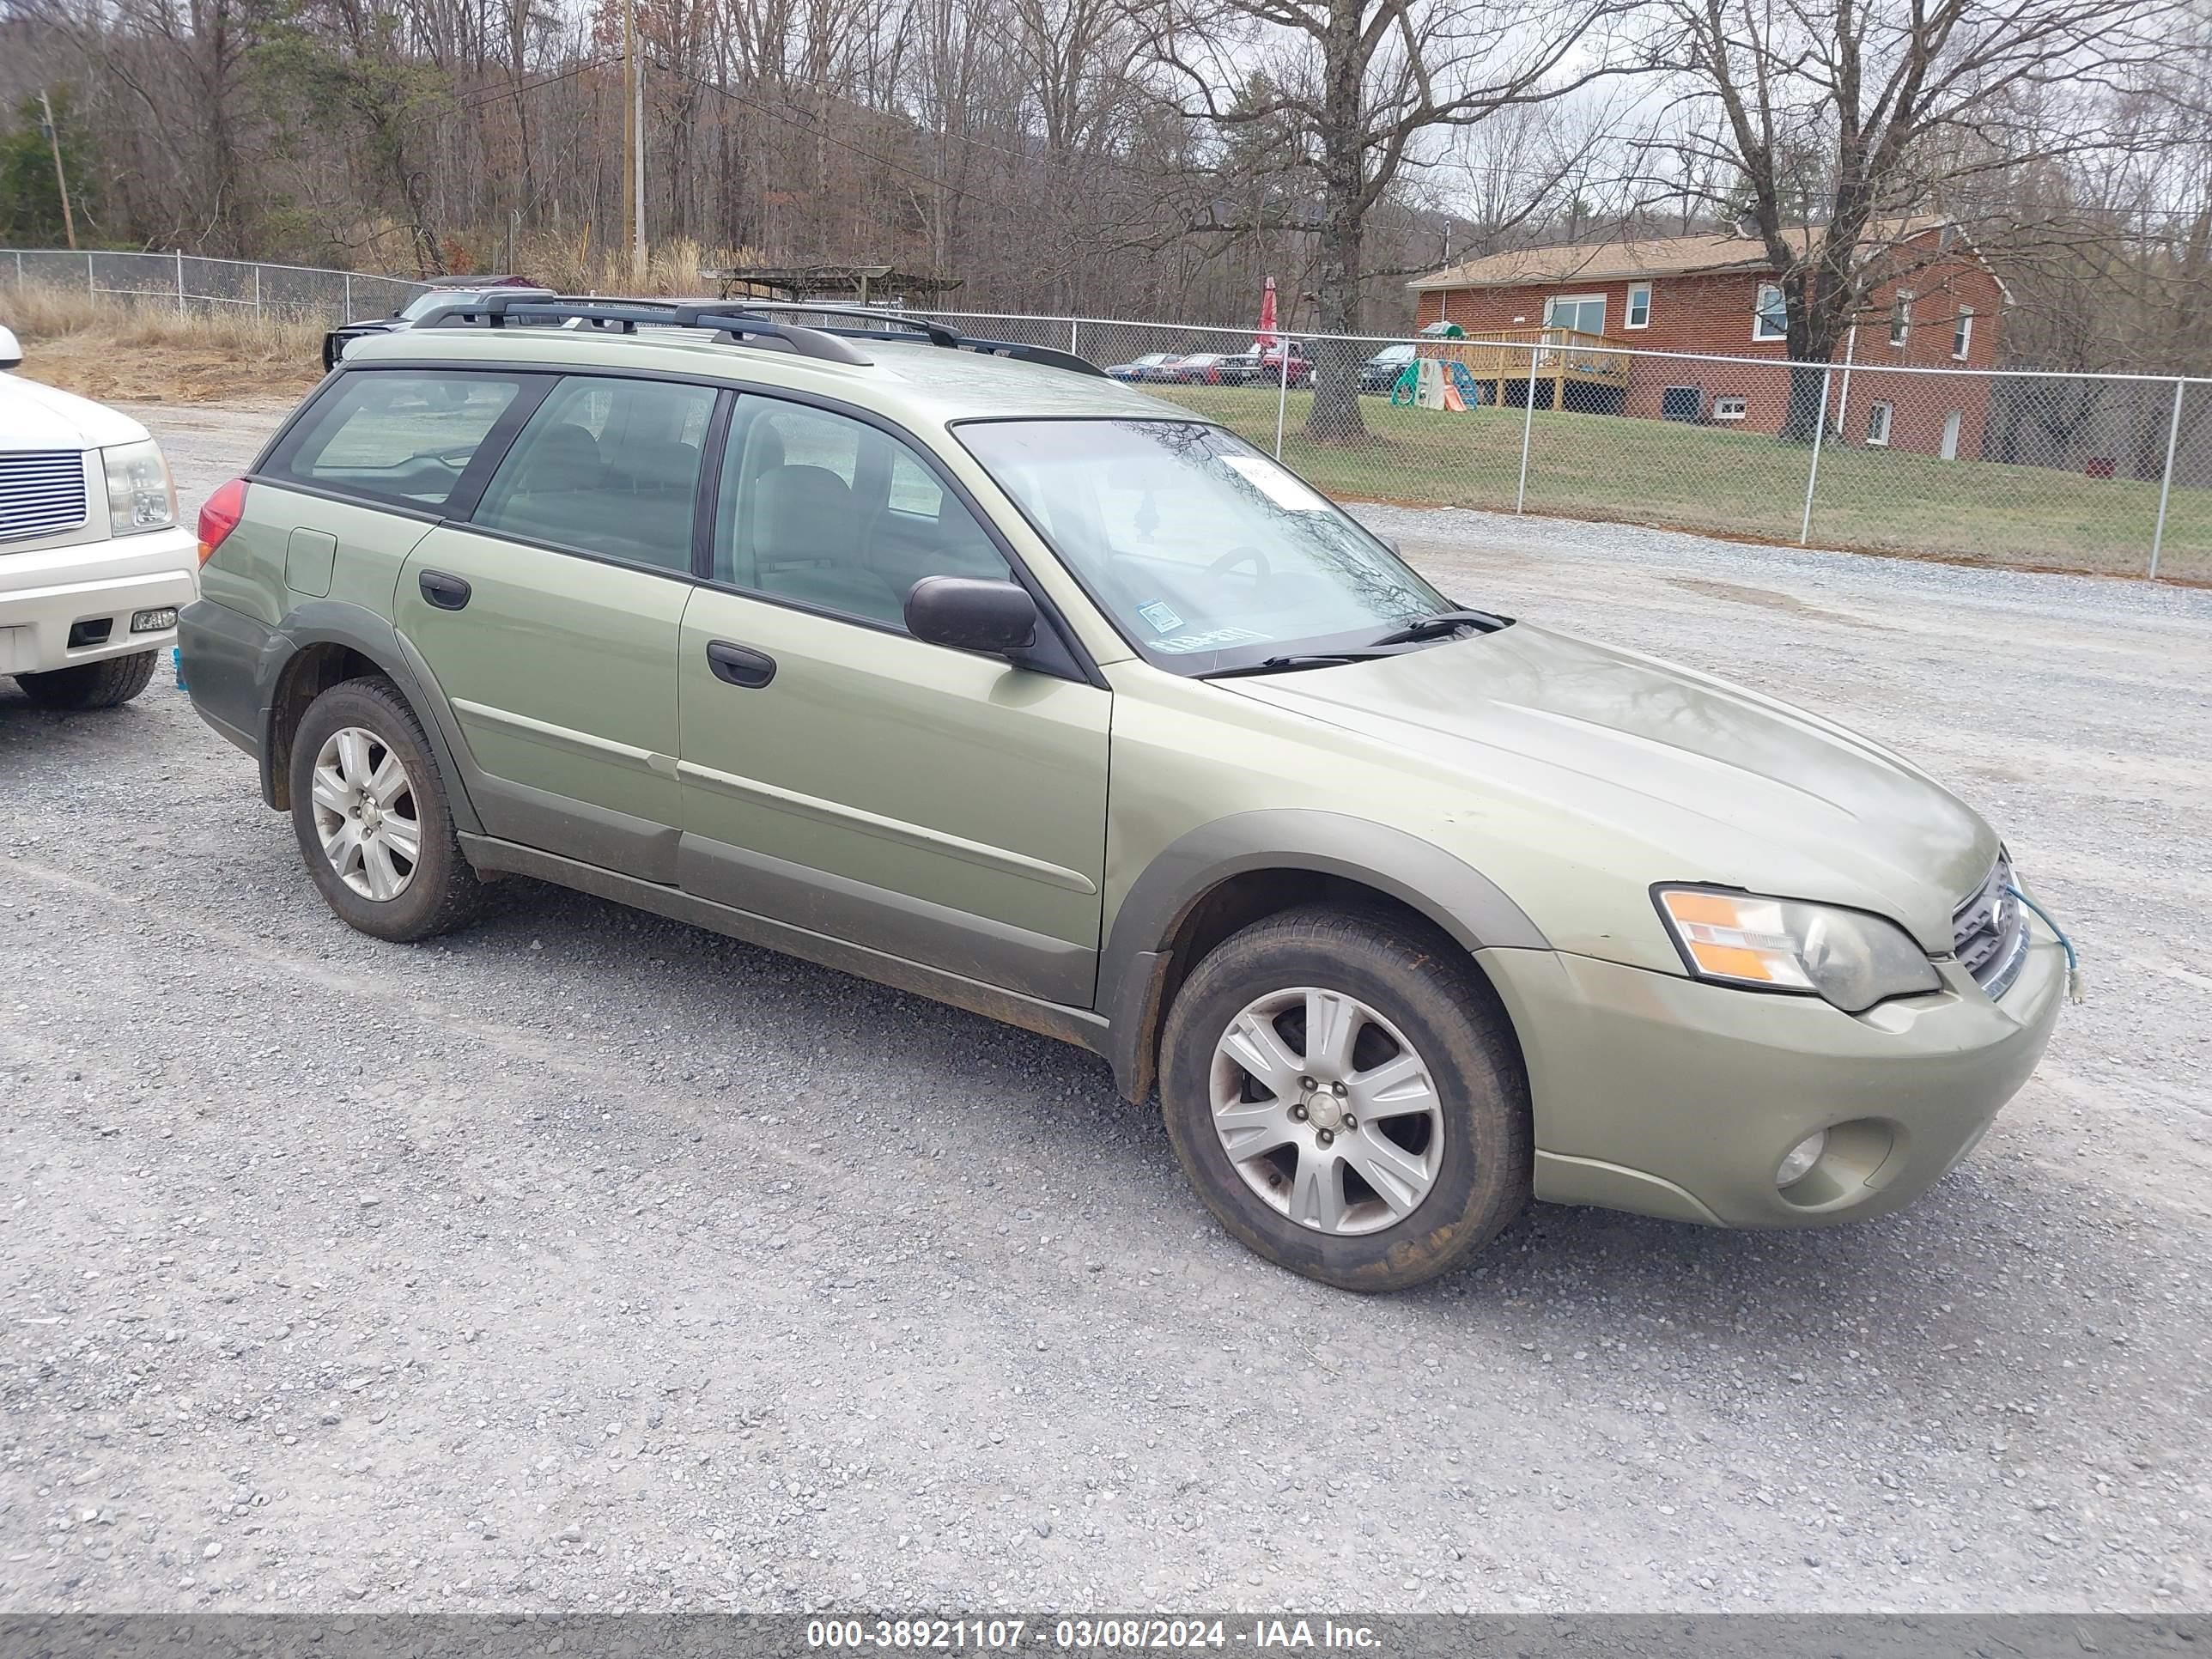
top-left (310, 726), bottom-right (421, 902)
top-left (1208, 987), bottom-right (1445, 1237)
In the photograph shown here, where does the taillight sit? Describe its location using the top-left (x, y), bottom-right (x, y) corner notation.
top-left (197, 477), bottom-right (247, 565)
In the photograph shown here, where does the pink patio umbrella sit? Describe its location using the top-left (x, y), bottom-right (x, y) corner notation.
top-left (1255, 276), bottom-right (1278, 349)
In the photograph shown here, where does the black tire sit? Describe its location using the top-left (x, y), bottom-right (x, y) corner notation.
top-left (15, 650), bottom-right (158, 710)
top-left (288, 675), bottom-right (483, 943)
top-left (1158, 904), bottom-right (1531, 1292)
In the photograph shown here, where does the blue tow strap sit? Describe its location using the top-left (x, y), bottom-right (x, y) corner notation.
top-left (2006, 884), bottom-right (2083, 1005)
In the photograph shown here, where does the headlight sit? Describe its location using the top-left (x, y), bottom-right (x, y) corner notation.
top-left (102, 438), bottom-right (177, 535)
top-left (1655, 887), bottom-right (1941, 1013)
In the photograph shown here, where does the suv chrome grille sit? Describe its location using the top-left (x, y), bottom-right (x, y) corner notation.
top-left (0, 451), bottom-right (90, 544)
top-left (1954, 854), bottom-right (2028, 1000)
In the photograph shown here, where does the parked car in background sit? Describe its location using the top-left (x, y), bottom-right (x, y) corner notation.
top-left (1106, 353), bottom-right (1179, 384)
top-left (1218, 346), bottom-right (1313, 388)
top-left (0, 323), bottom-right (196, 709)
top-left (1258, 344), bottom-right (1314, 388)
top-left (179, 295), bottom-right (2066, 1293)
top-left (322, 275), bottom-right (552, 370)
top-left (1358, 343), bottom-right (1419, 392)
top-left (1160, 352), bottom-right (1235, 385)
top-left (1214, 350), bottom-right (1261, 386)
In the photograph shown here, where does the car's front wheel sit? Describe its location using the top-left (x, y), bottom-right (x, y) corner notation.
top-left (1159, 904), bottom-right (1531, 1291)
top-left (15, 650), bottom-right (158, 710)
top-left (289, 676), bottom-right (483, 942)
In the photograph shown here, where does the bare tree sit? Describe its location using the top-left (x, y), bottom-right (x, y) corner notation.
top-left (1638, 0), bottom-right (2173, 434)
top-left (1136, 0), bottom-right (1630, 441)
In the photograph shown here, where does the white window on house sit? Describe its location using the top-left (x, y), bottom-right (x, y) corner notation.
top-left (1953, 307), bottom-right (1974, 360)
top-left (1866, 401), bottom-right (1893, 447)
top-left (1544, 294), bottom-right (1607, 336)
top-left (1712, 395), bottom-right (1748, 422)
top-left (1625, 283), bottom-right (1652, 329)
top-left (1890, 290), bottom-right (1913, 348)
top-left (1753, 283), bottom-right (1789, 342)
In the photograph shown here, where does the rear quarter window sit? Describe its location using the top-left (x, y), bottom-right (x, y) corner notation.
top-left (270, 371), bottom-right (527, 511)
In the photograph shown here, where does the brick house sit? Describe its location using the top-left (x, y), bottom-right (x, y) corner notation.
top-left (1406, 221), bottom-right (2009, 459)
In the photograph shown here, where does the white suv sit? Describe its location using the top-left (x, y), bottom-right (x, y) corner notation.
top-left (0, 324), bottom-right (198, 709)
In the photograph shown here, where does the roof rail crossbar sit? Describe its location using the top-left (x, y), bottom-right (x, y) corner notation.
top-left (739, 303), bottom-right (964, 349)
top-left (735, 302), bottom-right (1109, 379)
top-left (419, 293), bottom-right (874, 366)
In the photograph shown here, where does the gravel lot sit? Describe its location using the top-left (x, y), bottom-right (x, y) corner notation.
top-left (3, 403), bottom-right (2209, 1616)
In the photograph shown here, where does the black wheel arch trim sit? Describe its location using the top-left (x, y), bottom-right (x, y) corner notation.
top-left (1097, 809), bottom-right (1549, 1100)
top-left (248, 599), bottom-right (485, 837)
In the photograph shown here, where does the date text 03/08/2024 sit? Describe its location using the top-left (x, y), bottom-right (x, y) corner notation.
top-left (804, 1620), bottom-right (1382, 1650)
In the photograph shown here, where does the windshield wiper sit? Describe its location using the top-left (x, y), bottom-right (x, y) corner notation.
top-left (1368, 608), bottom-right (1509, 647)
top-left (1200, 652), bottom-right (1396, 679)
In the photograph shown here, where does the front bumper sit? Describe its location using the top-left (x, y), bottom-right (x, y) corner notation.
top-left (0, 526), bottom-right (199, 676)
top-left (1480, 921), bottom-right (2066, 1228)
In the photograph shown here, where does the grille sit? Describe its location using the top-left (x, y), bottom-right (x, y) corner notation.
top-left (1953, 854), bottom-right (2028, 1000)
top-left (0, 451), bottom-right (91, 544)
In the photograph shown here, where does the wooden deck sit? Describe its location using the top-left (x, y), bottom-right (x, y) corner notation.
top-left (1419, 326), bottom-right (1631, 410)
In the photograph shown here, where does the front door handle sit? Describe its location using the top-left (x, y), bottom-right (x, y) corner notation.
top-left (419, 570), bottom-right (471, 611)
top-left (705, 640), bottom-right (776, 689)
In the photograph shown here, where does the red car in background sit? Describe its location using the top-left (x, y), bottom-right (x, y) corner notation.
top-left (1253, 343), bottom-right (1313, 387)
top-left (1158, 352), bottom-right (1237, 385)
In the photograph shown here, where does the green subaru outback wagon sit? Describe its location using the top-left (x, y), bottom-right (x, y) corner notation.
top-left (180, 297), bottom-right (2065, 1291)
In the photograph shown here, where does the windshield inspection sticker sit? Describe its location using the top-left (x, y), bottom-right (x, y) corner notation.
top-left (1219, 453), bottom-right (1331, 512)
top-left (1153, 626), bottom-right (1270, 655)
top-left (1136, 600), bottom-right (1186, 633)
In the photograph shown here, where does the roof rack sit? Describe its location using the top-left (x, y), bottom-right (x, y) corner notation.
top-left (733, 301), bottom-right (1110, 379)
top-left (416, 292), bottom-right (875, 366)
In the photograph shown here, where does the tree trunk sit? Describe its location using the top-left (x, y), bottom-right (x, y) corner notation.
top-left (1779, 362), bottom-right (1828, 443)
top-left (1778, 280), bottom-right (1842, 443)
top-left (1307, 198), bottom-right (1369, 443)
top-left (1303, 0), bottom-right (1369, 447)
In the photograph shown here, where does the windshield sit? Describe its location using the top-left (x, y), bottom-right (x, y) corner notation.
top-left (398, 289), bottom-right (483, 320)
top-left (957, 418), bottom-right (1451, 672)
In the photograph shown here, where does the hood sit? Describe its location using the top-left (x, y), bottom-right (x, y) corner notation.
top-left (0, 373), bottom-right (149, 451)
top-left (1220, 623), bottom-right (1999, 952)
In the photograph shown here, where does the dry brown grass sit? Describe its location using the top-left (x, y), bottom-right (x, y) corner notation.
top-left (4, 285), bottom-right (325, 406)
top-left (504, 228), bottom-right (758, 298)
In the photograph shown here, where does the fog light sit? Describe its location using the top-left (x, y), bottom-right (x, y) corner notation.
top-left (1777, 1130), bottom-right (1827, 1188)
top-left (131, 607), bottom-right (178, 633)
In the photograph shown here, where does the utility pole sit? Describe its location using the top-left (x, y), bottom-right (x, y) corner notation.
top-left (622, 0), bottom-right (646, 283)
top-left (39, 89), bottom-right (77, 252)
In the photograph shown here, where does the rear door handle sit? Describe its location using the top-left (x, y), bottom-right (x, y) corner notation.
top-left (419, 570), bottom-right (471, 611)
top-left (705, 640), bottom-right (776, 689)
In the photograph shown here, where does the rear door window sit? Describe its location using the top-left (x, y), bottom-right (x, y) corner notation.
top-left (272, 371), bottom-right (527, 510)
top-left (471, 375), bottom-right (718, 574)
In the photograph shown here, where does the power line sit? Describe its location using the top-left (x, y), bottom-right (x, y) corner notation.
top-left (452, 55), bottom-right (620, 112)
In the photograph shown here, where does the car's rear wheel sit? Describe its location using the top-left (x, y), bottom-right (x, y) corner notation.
top-left (1158, 904), bottom-right (1531, 1291)
top-left (15, 650), bottom-right (158, 710)
top-left (289, 676), bottom-right (483, 942)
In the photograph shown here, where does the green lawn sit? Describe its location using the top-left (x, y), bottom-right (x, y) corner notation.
top-left (1161, 386), bottom-right (2208, 582)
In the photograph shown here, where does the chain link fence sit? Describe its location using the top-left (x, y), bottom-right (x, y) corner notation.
top-left (905, 310), bottom-right (2208, 582)
top-left (4, 252), bottom-right (2204, 580)
top-left (4, 247), bottom-right (424, 321)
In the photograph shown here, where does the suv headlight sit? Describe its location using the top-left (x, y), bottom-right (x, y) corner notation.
top-left (1655, 887), bottom-right (1941, 1013)
top-left (102, 438), bottom-right (177, 535)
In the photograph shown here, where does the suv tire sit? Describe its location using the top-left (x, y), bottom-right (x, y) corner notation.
top-left (1159, 904), bottom-right (1531, 1291)
top-left (15, 650), bottom-right (158, 710)
top-left (289, 676), bottom-right (483, 943)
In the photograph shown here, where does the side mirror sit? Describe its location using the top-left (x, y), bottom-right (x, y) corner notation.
top-left (0, 325), bottom-right (21, 370)
top-left (904, 576), bottom-right (1038, 655)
